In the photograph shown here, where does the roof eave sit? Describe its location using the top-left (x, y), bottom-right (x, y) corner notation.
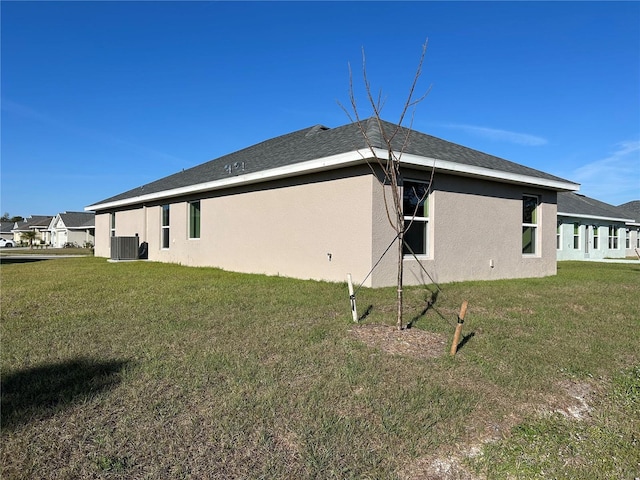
top-left (557, 212), bottom-right (635, 223)
top-left (400, 152), bottom-right (580, 192)
top-left (86, 148), bottom-right (580, 211)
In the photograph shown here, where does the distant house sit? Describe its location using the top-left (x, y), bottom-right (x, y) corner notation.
top-left (48, 212), bottom-right (96, 248)
top-left (1, 221), bottom-right (15, 241)
top-left (86, 118), bottom-right (579, 287)
top-left (618, 200), bottom-right (640, 257)
top-left (12, 216), bottom-right (54, 246)
top-left (557, 192), bottom-right (637, 260)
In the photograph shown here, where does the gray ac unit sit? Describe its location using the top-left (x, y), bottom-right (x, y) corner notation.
top-left (110, 236), bottom-right (140, 260)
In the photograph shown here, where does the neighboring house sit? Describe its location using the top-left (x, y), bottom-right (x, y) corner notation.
top-left (618, 200), bottom-right (640, 257)
top-left (557, 192), bottom-right (636, 260)
top-left (1, 221), bottom-right (16, 241)
top-left (12, 215), bottom-right (54, 246)
top-left (48, 211), bottom-right (96, 248)
top-left (86, 118), bottom-right (579, 287)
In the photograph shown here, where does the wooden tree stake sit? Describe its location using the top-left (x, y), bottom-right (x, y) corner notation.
top-left (450, 300), bottom-right (468, 356)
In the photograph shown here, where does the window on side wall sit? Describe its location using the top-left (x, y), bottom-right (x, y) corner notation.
top-left (556, 223), bottom-right (561, 250)
top-left (608, 225), bottom-right (618, 249)
top-left (402, 180), bottom-right (430, 257)
top-left (189, 201), bottom-right (201, 239)
top-left (162, 204), bottom-right (170, 249)
top-left (593, 226), bottom-right (599, 249)
top-left (625, 229), bottom-right (630, 249)
top-left (110, 213), bottom-right (116, 237)
top-left (573, 223), bottom-right (580, 249)
top-left (522, 195), bottom-right (539, 255)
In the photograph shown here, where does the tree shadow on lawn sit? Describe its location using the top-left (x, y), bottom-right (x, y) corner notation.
top-left (0, 257), bottom-right (51, 265)
top-left (1, 358), bottom-right (131, 431)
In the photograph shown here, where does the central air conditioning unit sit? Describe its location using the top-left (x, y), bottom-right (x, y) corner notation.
top-left (110, 236), bottom-right (140, 261)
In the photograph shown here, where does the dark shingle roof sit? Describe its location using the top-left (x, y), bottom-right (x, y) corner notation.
top-left (618, 200), bottom-right (640, 222)
top-left (59, 211), bottom-right (95, 228)
top-left (91, 118), bottom-right (575, 207)
top-left (13, 216), bottom-right (53, 230)
top-left (558, 192), bottom-right (634, 222)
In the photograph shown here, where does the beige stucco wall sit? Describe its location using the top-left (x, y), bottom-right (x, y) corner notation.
top-left (369, 171), bottom-right (558, 287)
top-left (94, 168), bottom-right (560, 288)
top-left (95, 167), bottom-right (377, 285)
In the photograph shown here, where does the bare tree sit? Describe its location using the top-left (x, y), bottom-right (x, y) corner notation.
top-left (340, 41), bottom-right (431, 330)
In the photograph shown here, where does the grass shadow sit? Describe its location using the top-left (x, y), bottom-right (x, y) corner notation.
top-left (358, 304), bottom-right (374, 322)
top-left (456, 332), bottom-right (476, 352)
top-left (1, 357), bottom-right (131, 431)
top-left (406, 290), bottom-right (439, 329)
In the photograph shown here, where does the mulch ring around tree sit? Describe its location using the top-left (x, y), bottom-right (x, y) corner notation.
top-left (349, 323), bottom-right (449, 359)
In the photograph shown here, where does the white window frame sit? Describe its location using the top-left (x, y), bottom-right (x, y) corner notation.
top-left (188, 200), bottom-right (201, 240)
top-left (593, 226), bottom-right (599, 250)
top-left (402, 179), bottom-right (430, 258)
top-left (161, 204), bottom-right (170, 249)
top-left (110, 213), bottom-right (116, 237)
top-left (573, 223), bottom-right (580, 250)
top-left (608, 225), bottom-right (618, 250)
top-left (522, 194), bottom-right (539, 255)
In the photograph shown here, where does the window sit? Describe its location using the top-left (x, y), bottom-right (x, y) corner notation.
top-left (637, 229), bottom-right (640, 248)
top-left (189, 201), bottom-right (201, 239)
top-left (625, 229), bottom-right (630, 249)
top-left (608, 225), bottom-right (618, 249)
top-left (593, 226), bottom-right (599, 250)
top-left (522, 195), bottom-right (539, 254)
top-left (573, 223), bottom-right (580, 249)
top-left (402, 180), bottom-right (429, 256)
top-left (556, 223), bottom-right (561, 250)
top-left (161, 204), bottom-right (170, 249)
top-left (110, 213), bottom-right (116, 237)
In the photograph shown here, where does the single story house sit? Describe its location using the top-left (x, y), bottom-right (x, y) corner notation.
top-left (86, 118), bottom-right (579, 287)
top-left (1, 221), bottom-right (15, 241)
top-left (618, 200), bottom-right (640, 257)
top-left (12, 215), bottom-right (54, 246)
top-left (48, 211), bottom-right (96, 248)
top-left (557, 192), bottom-right (638, 260)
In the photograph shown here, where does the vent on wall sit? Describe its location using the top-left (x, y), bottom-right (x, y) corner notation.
top-left (110, 236), bottom-right (140, 261)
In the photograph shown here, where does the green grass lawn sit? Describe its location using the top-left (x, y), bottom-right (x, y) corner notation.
top-left (1, 258), bottom-right (638, 479)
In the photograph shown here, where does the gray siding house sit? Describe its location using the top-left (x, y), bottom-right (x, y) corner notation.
top-left (86, 118), bottom-right (579, 287)
top-left (557, 192), bottom-right (637, 260)
top-left (48, 211), bottom-right (96, 248)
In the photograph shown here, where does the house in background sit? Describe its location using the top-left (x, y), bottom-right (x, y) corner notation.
top-left (618, 200), bottom-right (640, 257)
top-left (48, 211), bottom-right (96, 248)
top-left (1, 221), bottom-right (15, 241)
top-left (86, 118), bottom-right (579, 287)
top-left (12, 215), bottom-right (54, 246)
top-left (557, 192), bottom-right (637, 260)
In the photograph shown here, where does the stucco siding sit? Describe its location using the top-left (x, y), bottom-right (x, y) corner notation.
top-left (400, 173), bottom-right (557, 285)
top-left (96, 168), bottom-right (376, 284)
top-left (95, 168), bottom-right (562, 287)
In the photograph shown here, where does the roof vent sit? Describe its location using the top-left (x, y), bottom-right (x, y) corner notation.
top-left (305, 125), bottom-right (329, 137)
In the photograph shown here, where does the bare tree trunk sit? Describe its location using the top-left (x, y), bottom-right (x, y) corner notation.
top-left (340, 40), bottom-right (430, 331)
top-left (396, 227), bottom-right (404, 330)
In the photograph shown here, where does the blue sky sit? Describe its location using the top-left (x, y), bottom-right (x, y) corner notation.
top-left (2, 1), bottom-right (639, 218)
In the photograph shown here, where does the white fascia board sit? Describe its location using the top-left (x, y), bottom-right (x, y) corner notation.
top-left (85, 150), bottom-right (369, 211)
top-left (398, 152), bottom-right (580, 192)
top-left (558, 212), bottom-right (635, 223)
top-left (86, 147), bottom-right (579, 211)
